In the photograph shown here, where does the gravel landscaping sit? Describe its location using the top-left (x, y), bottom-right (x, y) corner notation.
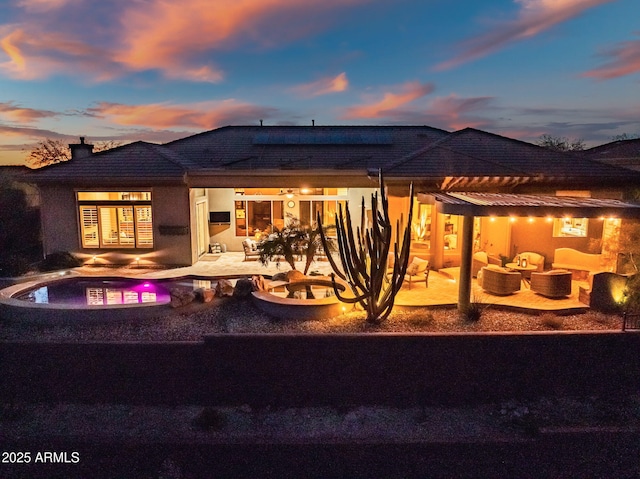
top-left (1, 295), bottom-right (623, 342)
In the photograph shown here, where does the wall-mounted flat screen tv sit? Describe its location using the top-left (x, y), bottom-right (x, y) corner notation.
top-left (209, 211), bottom-right (231, 224)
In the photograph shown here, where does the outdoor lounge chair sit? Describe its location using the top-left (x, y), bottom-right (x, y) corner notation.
top-left (472, 251), bottom-right (501, 278)
top-left (242, 238), bottom-right (260, 261)
top-left (403, 256), bottom-right (430, 289)
top-left (530, 270), bottom-right (572, 298)
top-left (477, 265), bottom-right (521, 295)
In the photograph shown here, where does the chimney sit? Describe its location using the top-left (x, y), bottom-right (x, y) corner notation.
top-left (69, 136), bottom-right (94, 160)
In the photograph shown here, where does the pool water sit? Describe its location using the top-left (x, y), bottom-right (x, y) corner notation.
top-left (13, 277), bottom-right (214, 307)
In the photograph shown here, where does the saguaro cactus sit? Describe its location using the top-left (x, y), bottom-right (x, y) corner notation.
top-left (318, 172), bottom-right (414, 324)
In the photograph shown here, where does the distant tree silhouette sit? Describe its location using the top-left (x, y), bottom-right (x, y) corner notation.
top-left (536, 134), bottom-right (585, 152)
top-left (27, 138), bottom-right (123, 167)
top-left (610, 133), bottom-right (640, 141)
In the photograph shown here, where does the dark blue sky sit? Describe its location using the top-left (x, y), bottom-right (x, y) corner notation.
top-left (1, 0), bottom-right (638, 165)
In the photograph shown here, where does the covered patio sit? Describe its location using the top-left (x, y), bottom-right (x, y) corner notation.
top-left (424, 192), bottom-right (640, 313)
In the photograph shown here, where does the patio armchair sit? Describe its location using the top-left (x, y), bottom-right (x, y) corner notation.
top-left (477, 265), bottom-right (521, 295)
top-left (530, 269), bottom-right (572, 298)
top-left (472, 251), bottom-right (501, 278)
top-left (515, 252), bottom-right (545, 273)
top-left (242, 238), bottom-right (260, 261)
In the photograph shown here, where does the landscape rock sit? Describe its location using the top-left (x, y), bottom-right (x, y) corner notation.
top-left (286, 270), bottom-right (305, 282)
top-left (251, 275), bottom-right (267, 292)
top-left (194, 287), bottom-right (215, 303)
top-left (271, 272), bottom-right (287, 282)
top-left (170, 288), bottom-right (196, 308)
top-left (233, 278), bottom-right (254, 298)
top-left (215, 279), bottom-right (234, 297)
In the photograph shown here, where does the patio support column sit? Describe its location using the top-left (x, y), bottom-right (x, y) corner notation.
top-left (457, 214), bottom-right (475, 313)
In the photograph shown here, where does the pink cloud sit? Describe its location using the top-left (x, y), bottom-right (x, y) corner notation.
top-left (0, 27), bottom-right (120, 80)
top-left (1, 0), bottom-right (370, 82)
top-left (115, 0), bottom-right (369, 82)
top-left (423, 95), bottom-right (494, 130)
top-left (437, 0), bottom-right (616, 70)
top-left (582, 35), bottom-right (640, 79)
top-left (88, 100), bottom-right (277, 130)
top-left (0, 101), bottom-right (57, 122)
top-left (343, 82), bottom-right (435, 119)
top-left (292, 72), bottom-right (349, 97)
top-left (16, 0), bottom-right (74, 12)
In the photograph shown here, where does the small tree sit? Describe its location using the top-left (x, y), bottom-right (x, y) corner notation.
top-left (318, 172), bottom-right (414, 324)
top-left (257, 217), bottom-right (336, 273)
top-left (27, 138), bottom-right (123, 167)
top-left (536, 134), bottom-right (585, 152)
top-left (27, 138), bottom-right (70, 167)
top-left (257, 221), bottom-right (306, 271)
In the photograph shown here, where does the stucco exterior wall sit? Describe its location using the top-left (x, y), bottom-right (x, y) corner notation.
top-left (152, 185), bottom-right (192, 266)
top-left (207, 188), bottom-right (239, 251)
top-left (39, 185), bottom-right (192, 267)
top-left (39, 185), bottom-right (79, 256)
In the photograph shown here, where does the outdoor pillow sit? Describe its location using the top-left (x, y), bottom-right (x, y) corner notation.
top-left (407, 257), bottom-right (428, 276)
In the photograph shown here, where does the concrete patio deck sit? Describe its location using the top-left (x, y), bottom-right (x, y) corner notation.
top-left (132, 252), bottom-right (589, 314)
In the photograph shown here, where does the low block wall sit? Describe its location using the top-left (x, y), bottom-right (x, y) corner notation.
top-left (2, 332), bottom-right (639, 407)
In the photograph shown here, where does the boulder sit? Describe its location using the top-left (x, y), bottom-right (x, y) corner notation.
top-left (233, 278), bottom-right (254, 298)
top-left (252, 275), bottom-right (267, 292)
top-left (170, 288), bottom-right (196, 308)
top-left (194, 287), bottom-right (215, 303)
top-left (286, 270), bottom-right (305, 282)
top-left (271, 272), bottom-right (287, 282)
top-left (215, 279), bottom-right (234, 297)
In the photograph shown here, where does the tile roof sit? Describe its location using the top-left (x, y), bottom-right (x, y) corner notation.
top-left (25, 141), bottom-right (192, 184)
top-left (385, 128), bottom-right (635, 182)
top-left (585, 139), bottom-right (640, 171)
top-left (164, 125), bottom-right (450, 170)
top-left (22, 126), bottom-right (640, 188)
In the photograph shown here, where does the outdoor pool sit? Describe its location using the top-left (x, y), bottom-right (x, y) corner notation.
top-left (15, 277), bottom-right (172, 306)
top-left (0, 274), bottom-right (218, 323)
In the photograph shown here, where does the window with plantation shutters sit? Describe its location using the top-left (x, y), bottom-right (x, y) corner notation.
top-left (135, 206), bottom-right (153, 247)
top-left (80, 206), bottom-right (99, 247)
top-left (77, 191), bottom-right (153, 249)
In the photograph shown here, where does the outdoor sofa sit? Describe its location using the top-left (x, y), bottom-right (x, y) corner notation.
top-left (552, 248), bottom-right (605, 277)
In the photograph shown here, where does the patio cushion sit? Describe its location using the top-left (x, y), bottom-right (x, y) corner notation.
top-left (406, 256), bottom-right (428, 276)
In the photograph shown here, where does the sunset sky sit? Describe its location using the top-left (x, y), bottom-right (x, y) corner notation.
top-left (1, 0), bottom-right (639, 165)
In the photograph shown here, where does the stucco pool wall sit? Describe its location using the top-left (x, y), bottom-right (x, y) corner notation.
top-left (252, 279), bottom-right (348, 320)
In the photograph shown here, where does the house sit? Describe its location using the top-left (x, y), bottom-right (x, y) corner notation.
top-left (21, 126), bottom-right (640, 287)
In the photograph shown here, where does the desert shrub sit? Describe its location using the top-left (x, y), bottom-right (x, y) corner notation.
top-left (38, 251), bottom-right (82, 272)
top-left (191, 407), bottom-right (227, 431)
top-left (461, 298), bottom-right (486, 322)
top-left (540, 313), bottom-right (564, 330)
top-left (0, 253), bottom-right (33, 277)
